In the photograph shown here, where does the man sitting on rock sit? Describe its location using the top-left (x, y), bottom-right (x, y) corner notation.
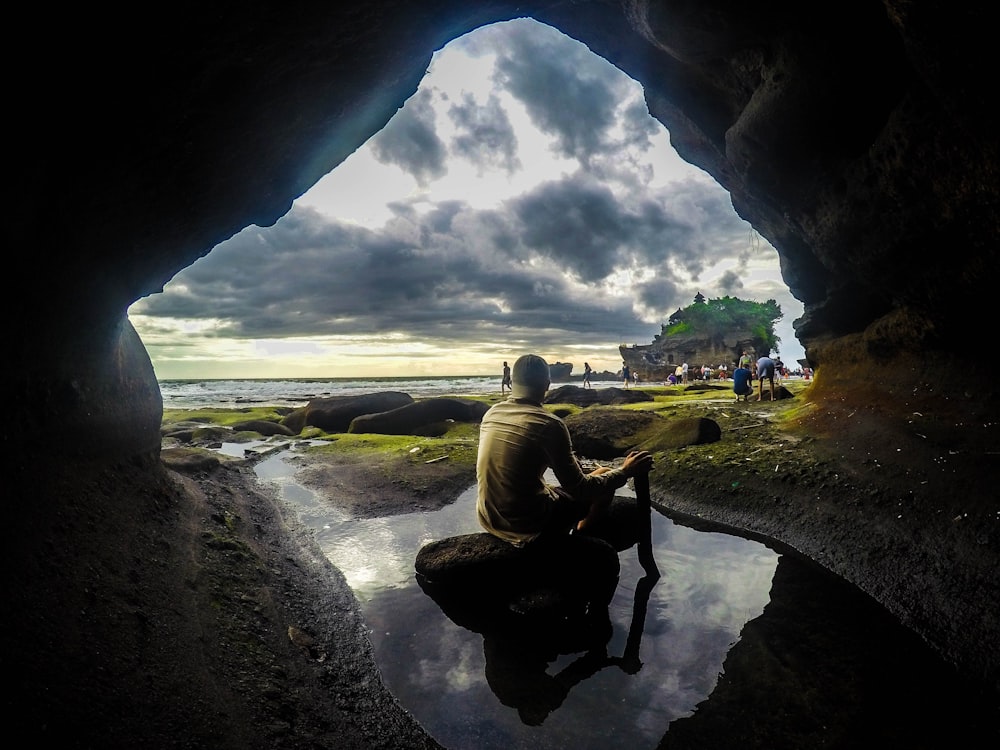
top-left (476, 353), bottom-right (653, 548)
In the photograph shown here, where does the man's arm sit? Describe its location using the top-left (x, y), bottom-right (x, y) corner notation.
top-left (545, 420), bottom-right (629, 497)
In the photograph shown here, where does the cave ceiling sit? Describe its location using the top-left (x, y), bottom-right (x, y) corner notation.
top-left (11, 2), bottom-right (997, 373)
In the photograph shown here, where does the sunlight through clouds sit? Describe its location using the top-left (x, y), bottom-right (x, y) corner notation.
top-left (130, 18), bottom-right (805, 379)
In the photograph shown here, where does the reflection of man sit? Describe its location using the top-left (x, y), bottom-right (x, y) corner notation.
top-left (477, 354), bottom-right (653, 547)
top-left (484, 635), bottom-right (608, 726)
top-left (480, 569), bottom-right (659, 726)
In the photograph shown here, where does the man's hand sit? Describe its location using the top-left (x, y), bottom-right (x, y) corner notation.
top-left (621, 450), bottom-right (653, 477)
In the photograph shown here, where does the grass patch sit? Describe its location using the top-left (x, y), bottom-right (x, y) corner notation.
top-left (163, 406), bottom-right (291, 427)
top-left (302, 421), bottom-right (480, 466)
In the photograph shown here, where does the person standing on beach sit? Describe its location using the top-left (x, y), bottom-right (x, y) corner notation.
top-left (774, 357), bottom-right (785, 381)
top-left (477, 354), bottom-right (653, 546)
top-left (501, 361), bottom-right (512, 395)
top-left (621, 362), bottom-right (631, 388)
top-left (583, 362), bottom-right (593, 389)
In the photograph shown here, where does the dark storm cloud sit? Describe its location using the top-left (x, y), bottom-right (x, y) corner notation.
top-left (368, 89), bottom-right (447, 185)
top-left (620, 97), bottom-right (660, 150)
top-left (133, 164), bottom-right (763, 353)
top-left (507, 174), bottom-right (750, 283)
top-left (134, 193), bottom-right (664, 349)
top-left (486, 22), bottom-right (635, 165)
top-left (637, 178), bottom-right (759, 270)
top-left (510, 178), bottom-right (632, 281)
top-left (717, 269), bottom-right (745, 294)
top-left (447, 92), bottom-right (521, 174)
top-left (636, 276), bottom-right (682, 313)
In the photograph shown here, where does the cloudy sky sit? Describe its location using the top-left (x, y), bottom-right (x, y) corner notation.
top-left (128, 18), bottom-right (805, 380)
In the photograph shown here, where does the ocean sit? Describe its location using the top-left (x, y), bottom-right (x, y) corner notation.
top-left (158, 375), bottom-right (505, 410)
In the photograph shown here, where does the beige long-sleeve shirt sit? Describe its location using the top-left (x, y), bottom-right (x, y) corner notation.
top-left (476, 398), bottom-right (628, 546)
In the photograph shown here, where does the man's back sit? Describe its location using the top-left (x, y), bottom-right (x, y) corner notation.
top-left (733, 366), bottom-right (752, 395)
top-left (476, 399), bottom-right (565, 545)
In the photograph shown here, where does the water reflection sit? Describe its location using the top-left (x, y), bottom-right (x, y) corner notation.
top-left (250, 448), bottom-right (999, 749)
top-left (255, 450), bottom-right (779, 748)
top-left (480, 571), bottom-right (660, 727)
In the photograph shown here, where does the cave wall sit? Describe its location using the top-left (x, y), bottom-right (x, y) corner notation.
top-left (4, 2), bottom-right (998, 742)
top-left (7, 1), bottom-right (997, 457)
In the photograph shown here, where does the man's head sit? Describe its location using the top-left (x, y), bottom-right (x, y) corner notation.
top-left (511, 354), bottom-right (550, 401)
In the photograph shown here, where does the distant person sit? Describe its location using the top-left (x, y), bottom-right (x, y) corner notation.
top-left (633, 371), bottom-right (639, 386)
top-left (583, 362), bottom-right (593, 389)
top-left (501, 361), bottom-right (512, 395)
top-left (757, 355), bottom-right (776, 402)
top-left (477, 353), bottom-right (653, 544)
top-left (774, 357), bottom-right (785, 381)
top-left (718, 363), bottom-right (728, 380)
top-left (681, 362), bottom-right (689, 383)
top-left (674, 364), bottom-right (683, 383)
top-left (621, 362), bottom-right (631, 388)
top-left (732, 363), bottom-right (753, 401)
top-left (666, 372), bottom-right (678, 385)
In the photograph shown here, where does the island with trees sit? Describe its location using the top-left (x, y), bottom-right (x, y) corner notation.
top-left (620, 293), bottom-right (788, 381)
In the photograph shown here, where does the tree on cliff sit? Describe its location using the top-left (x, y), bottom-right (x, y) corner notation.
top-left (656, 295), bottom-right (782, 353)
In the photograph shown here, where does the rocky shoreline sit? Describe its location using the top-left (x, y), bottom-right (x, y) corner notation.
top-left (8, 382), bottom-right (998, 748)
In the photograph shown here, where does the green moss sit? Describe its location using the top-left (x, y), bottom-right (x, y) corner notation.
top-left (163, 406), bottom-right (290, 428)
top-left (303, 421), bottom-right (480, 466)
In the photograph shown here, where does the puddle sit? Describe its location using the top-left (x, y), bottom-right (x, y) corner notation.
top-left (248, 446), bottom-right (997, 749)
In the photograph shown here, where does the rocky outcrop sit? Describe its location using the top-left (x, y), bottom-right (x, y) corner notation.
top-left (548, 362), bottom-right (574, 382)
top-left (621, 333), bottom-right (755, 382)
top-left (229, 419), bottom-right (296, 437)
top-left (348, 397), bottom-right (489, 435)
top-left (280, 392), bottom-right (414, 433)
top-left (414, 494), bottom-right (646, 623)
top-left (642, 416), bottom-right (722, 450)
top-left (544, 384), bottom-right (653, 406)
top-left (562, 409), bottom-right (721, 459)
top-left (562, 409), bottom-right (665, 459)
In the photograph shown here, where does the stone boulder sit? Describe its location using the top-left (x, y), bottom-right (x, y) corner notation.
top-left (548, 362), bottom-right (573, 382)
top-left (643, 417), bottom-right (722, 451)
top-left (348, 397), bottom-right (489, 435)
top-left (229, 419), bottom-right (296, 437)
top-left (415, 531), bottom-right (619, 631)
top-left (414, 495), bottom-right (652, 644)
top-left (280, 392), bottom-right (414, 434)
top-left (564, 410), bottom-right (720, 457)
top-left (160, 446), bottom-right (223, 473)
top-left (563, 409), bottom-right (666, 459)
top-left (766, 385), bottom-right (795, 401)
top-left (544, 385), bottom-right (653, 406)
